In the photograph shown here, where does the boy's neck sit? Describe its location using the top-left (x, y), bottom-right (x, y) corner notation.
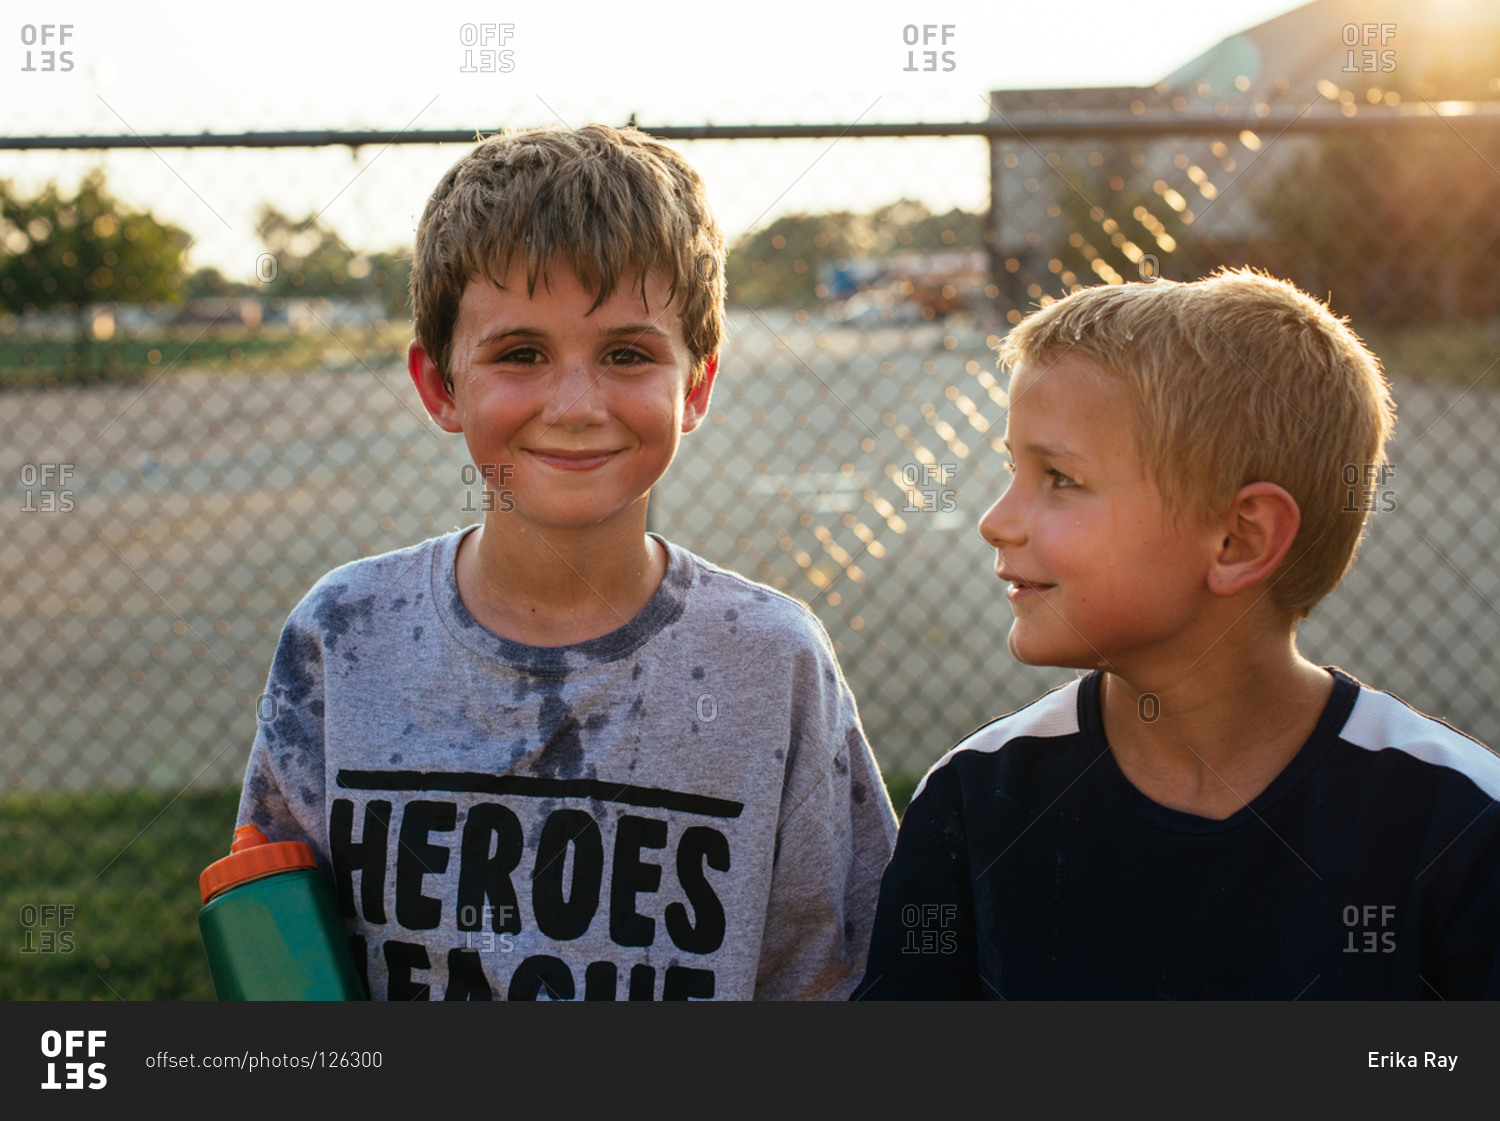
top-left (1098, 638), bottom-right (1334, 822)
top-left (454, 510), bottom-right (666, 648)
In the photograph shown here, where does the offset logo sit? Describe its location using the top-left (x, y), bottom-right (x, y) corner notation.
top-left (19, 464), bottom-right (76, 513)
top-left (900, 903), bottom-right (958, 953)
top-left (1343, 904), bottom-right (1397, 954)
top-left (19, 903), bottom-right (76, 953)
top-left (459, 22), bottom-right (514, 73)
top-left (901, 24), bottom-right (955, 72)
top-left (1342, 23), bottom-right (1396, 73)
top-left (40, 1030), bottom-right (107, 1090)
top-left (19, 24), bottom-right (74, 72)
top-left (901, 463), bottom-right (957, 513)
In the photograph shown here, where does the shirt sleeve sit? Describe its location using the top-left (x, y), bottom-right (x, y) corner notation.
top-left (234, 610), bottom-right (329, 864)
top-left (752, 628), bottom-right (899, 1000)
top-left (853, 759), bottom-right (984, 1000)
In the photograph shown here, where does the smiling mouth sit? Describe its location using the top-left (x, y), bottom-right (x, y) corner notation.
top-left (997, 568), bottom-right (1055, 599)
top-left (526, 449), bottom-right (621, 470)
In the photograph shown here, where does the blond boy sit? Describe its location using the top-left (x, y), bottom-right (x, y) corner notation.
top-left (856, 269), bottom-right (1500, 999)
top-left (237, 125), bottom-right (897, 1000)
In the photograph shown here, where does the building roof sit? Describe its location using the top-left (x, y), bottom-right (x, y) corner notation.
top-left (1162, 0), bottom-right (1500, 106)
top-left (991, 0), bottom-right (1500, 113)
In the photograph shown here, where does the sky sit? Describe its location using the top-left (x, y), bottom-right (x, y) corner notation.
top-left (0, 0), bottom-right (1317, 276)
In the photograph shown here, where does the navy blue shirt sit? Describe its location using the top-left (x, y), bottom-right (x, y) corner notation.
top-left (856, 670), bottom-right (1500, 999)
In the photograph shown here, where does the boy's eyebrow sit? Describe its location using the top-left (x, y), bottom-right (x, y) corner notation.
top-left (1001, 438), bottom-right (1084, 461)
top-left (471, 323), bottom-right (673, 352)
top-left (597, 323), bottom-right (675, 342)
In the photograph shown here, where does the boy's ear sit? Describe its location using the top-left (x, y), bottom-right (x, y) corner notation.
top-left (1206, 482), bottom-right (1302, 598)
top-left (408, 340), bottom-right (464, 433)
top-left (681, 352), bottom-right (718, 434)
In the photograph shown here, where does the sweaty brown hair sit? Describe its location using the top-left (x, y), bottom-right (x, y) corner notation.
top-left (411, 123), bottom-right (726, 392)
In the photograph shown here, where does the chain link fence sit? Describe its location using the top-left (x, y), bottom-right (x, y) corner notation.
top-left (5, 95), bottom-right (1500, 997)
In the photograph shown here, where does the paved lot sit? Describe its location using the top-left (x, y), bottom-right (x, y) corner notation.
top-left (5, 312), bottom-right (1500, 788)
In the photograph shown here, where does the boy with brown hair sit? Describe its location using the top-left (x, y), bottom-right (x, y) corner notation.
top-left (236, 124), bottom-right (897, 1000)
top-left (856, 269), bottom-right (1500, 999)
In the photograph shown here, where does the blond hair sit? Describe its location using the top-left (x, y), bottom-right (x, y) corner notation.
top-left (411, 124), bottom-right (726, 392)
top-left (998, 269), bottom-right (1396, 620)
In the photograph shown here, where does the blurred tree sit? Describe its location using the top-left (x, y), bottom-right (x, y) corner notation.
top-left (0, 169), bottom-right (192, 313)
top-left (255, 205), bottom-right (358, 299)
top-left (368, 248), bottom-right (412, 320)
top-left (1249, 47), bottom-right (1500, 325)
top-left (726, 201), bottom-right (986, 306)
top-left (184, 265), bottom-right (257, 300)
top-left (1252, 135), bottom-right (1500, 326)
top-left (254, 205), bottom-right (410, 318)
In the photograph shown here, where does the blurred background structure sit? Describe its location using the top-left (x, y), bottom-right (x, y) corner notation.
top-left (4, 0), bottom-right (1500, 997)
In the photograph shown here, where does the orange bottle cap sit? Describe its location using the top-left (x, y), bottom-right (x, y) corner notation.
top-left (199, 824), bottom-right (318, 904)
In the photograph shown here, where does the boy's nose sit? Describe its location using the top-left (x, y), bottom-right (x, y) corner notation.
top-left (978, 488), bottom-right (1024, 550)
top-left (541, 359), bottom-right (608, 431)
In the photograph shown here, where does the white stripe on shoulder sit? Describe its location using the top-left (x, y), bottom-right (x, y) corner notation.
top-left (910, 678), bottom-right (1082, 804)
top-left (1340, 685), bottom-right (1500, 800)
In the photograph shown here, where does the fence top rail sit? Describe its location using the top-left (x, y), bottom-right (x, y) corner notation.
top-left (5, 104), bottom-right (1500, 150)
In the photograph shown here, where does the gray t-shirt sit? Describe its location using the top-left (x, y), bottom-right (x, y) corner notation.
top-left (237, 527), bottom-right (898, 1000)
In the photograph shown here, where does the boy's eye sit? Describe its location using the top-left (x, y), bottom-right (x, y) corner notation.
top-left (495, 346), bottom-right (542, 365)
top-left (604, 347), bottom-right (651, 368)
top-left (490, 346), bottom-right (652, 368)
top-left (1000, 460), bottom-right (1075, 489)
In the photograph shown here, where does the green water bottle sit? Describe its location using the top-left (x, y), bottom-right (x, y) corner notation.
top-left (198, 824), bottom-right (366, 1000)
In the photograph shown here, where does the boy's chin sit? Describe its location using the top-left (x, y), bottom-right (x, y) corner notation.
top-left (1006, 631), bottom-right (1050, 667)
top-left (1007, 629), bottom-right (1096, 671)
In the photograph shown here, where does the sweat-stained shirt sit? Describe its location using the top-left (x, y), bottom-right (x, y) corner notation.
top-left (236, 527), bottom-right (898, 1001)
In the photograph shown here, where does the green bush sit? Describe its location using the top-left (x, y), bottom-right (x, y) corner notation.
top-left (1, 788), bottom-right (239, 1000)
